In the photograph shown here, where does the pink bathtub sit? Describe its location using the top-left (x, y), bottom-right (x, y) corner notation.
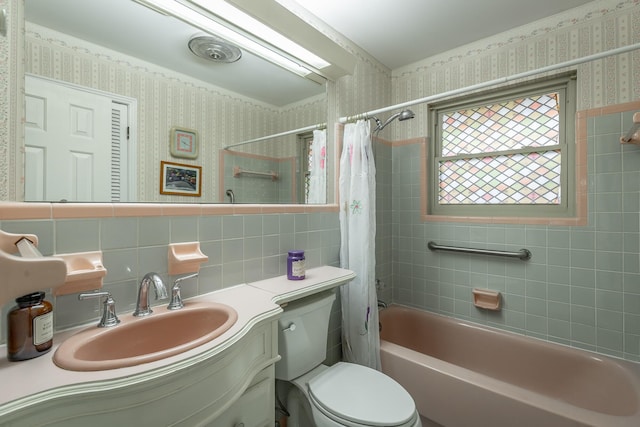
top-left (379, 305), bottom-right (640, 427)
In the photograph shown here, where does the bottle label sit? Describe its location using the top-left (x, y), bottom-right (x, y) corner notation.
top-left (291, 259), bottom-right (305, 278)
top-left (33, 311), bottom-right (53, 345)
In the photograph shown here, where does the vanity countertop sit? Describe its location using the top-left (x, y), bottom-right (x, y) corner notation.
top-left (0, 265), bottom-right (355, 412)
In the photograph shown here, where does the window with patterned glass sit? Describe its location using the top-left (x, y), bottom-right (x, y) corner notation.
top-left (298, 132), bottom-right (314, 203)
top-left (429, 74), bottom-right (576, 218)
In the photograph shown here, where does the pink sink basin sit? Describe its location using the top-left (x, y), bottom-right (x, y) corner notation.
top-left (53, 302), bottom-right (238, 371)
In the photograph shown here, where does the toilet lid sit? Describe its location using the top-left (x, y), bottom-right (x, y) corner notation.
top-left (307, 362), bottom-right (416, 427)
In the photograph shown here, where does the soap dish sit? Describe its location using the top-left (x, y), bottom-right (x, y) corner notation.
top-left (54, 251), bottom-right (107, 296)
top-left (472, 288), bottom-right (501, 311)
top-left (168, 242), bottom-right (209, 275)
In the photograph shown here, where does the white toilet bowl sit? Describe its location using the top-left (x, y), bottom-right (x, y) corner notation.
top-left (277, 291), bottom-right (421, 427)
top-left (302, 363), bottom-right (420, 427)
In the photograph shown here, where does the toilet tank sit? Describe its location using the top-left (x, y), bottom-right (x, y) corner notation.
top-left (275, 291), bottom-right (336, 380)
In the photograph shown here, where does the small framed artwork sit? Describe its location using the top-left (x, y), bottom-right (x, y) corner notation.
top-left (170, 127), bottom-right (199, 159)
top-left (160, 161), bottom-right (202, 197)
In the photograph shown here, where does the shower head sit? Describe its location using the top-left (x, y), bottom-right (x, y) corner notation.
top-left (373, 109), bottom-right (415, 132)
top-left (398, 109), bottom-right (415, 121)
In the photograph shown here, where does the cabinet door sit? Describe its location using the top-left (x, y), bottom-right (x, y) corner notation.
top-left (0, 323), bottom-right (277, 427)
top-left (210, 376), bottom-right (273, 427)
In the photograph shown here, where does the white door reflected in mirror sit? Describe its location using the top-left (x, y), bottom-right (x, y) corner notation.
top-left (24, 75), bottom-right (135, 202)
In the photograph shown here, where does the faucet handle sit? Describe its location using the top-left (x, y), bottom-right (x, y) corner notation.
top-left (79, 291), bottom-right (120, 327)
top-left (168, 273), bottom-right (198, 310)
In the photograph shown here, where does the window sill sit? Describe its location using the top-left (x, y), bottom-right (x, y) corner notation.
top-left (421, 213), bottom-right (587, 226)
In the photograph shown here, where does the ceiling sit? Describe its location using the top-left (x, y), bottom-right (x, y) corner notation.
top-left (24, 0), bottom-right (324, 106)
top-left (25, 0), bottom-right (597, 105)
top-left (291, 0), bottom-right (596, 70)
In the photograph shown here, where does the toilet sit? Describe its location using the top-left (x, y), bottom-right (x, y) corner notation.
top-left (276, 291), bottom-right (421, 427)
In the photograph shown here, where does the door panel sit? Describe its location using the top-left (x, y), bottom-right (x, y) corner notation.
top-left (25, 76), bottom-right (113, 202)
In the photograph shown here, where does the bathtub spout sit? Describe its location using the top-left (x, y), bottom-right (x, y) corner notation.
top-left (225, 189), bottom-right (235, 204)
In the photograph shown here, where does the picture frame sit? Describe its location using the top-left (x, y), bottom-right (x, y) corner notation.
top-left (160, 161), bottom-right (202, 197)
top-left (170, 127), bottom-right (199, 159)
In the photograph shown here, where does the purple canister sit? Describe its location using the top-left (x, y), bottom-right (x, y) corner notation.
top-left (287, 250), bottom-right (305, 280)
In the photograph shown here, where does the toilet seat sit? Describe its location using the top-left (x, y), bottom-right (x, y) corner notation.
top-left (307, 362), bottom-right (418, 427)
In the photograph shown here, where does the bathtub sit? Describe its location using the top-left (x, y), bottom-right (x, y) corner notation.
top-left (379, 305), bottom-right (640, 427)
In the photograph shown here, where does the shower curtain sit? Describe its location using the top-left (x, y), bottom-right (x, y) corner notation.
top-left (339, 120), bottom-right (381, 370)
top-left (307, 129), bottom-right (327, 204)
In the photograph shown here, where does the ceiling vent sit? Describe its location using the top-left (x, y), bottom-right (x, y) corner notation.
top-left (188, 34), bottom-right (242, 63)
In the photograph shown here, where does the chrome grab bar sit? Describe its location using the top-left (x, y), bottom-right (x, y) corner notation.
top-left (427, 241), bottom-right (531, 261)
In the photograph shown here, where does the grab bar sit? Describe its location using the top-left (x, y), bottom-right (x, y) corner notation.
top-left (427, 241), bottom-right (531, 261)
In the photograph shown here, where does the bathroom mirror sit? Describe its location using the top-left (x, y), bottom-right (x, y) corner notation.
top-left (19, 0), bottom-right (329, 204)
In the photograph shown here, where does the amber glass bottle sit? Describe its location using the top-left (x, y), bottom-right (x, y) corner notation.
top-left (7, 292), bottom-right (53, 361)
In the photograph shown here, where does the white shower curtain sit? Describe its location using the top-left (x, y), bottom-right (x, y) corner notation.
top-left (339, 120), bottom-right (381, 370)
top-left (307, 129), bottom-right (327, 204)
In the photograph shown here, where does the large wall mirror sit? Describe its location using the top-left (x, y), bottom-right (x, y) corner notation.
top-left (19, 0), bottom-right (332, 204)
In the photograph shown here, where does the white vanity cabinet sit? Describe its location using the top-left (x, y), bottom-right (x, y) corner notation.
top-left (0, 321), bottom-right (278, 427)
top-left (0, 267), bottom-right (356, 427)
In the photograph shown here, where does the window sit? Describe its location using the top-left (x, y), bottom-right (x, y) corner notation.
top-left (298, 132), bottom-right (314, 203)
top-left (429, 74), bottom-right (577, 218)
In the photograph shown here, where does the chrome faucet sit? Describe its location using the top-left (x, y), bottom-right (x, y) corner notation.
top-left (133, 272), bottom-right (168, 317)
top-left (78, 291), bottom-right (120, 327)
top-left (168, 273), bottom-right (198, 310)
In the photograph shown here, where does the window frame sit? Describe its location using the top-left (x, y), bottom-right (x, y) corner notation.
top-left (298, 131), bottom-right (314, 203)
top-left (428, 73), bottom-right (577, 218)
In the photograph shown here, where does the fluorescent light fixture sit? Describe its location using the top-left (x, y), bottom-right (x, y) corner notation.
top-left (133, 0), bottom-right (329, 78)
top-left (190, 0), bottom-right (330, 69)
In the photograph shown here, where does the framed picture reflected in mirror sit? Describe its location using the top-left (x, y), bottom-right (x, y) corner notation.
top-left (160, 161), bottom-right (202, 197)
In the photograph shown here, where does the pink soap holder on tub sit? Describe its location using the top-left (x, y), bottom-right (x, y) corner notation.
top-left (472, 288), bottom-right (501, 311)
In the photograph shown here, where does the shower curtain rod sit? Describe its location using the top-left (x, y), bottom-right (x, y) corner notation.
top-left (224, 122), bottom-right (326, 150)
top-left (339, 42), bottom-right (640, 124)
